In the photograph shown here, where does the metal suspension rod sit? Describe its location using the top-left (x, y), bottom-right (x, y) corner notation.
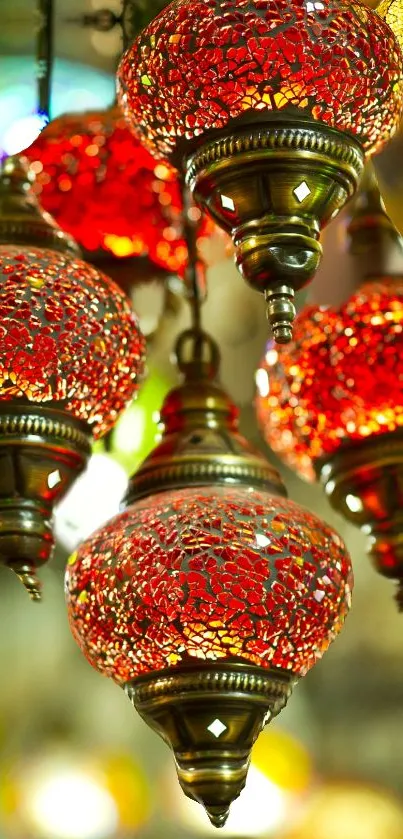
top-left (36, 0), bottom-right (54, 122)
top-left (182, 186), bottom-right (206, 334)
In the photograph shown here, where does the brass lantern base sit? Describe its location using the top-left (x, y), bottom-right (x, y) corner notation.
top-left (317, 431), bottom-right (403, 608)
top-left (0, 404), bottom-right (91, 599)
top-left (186, 115), bottom-right (364, 342)
top-left (125, 662), bottom-right (294, 827)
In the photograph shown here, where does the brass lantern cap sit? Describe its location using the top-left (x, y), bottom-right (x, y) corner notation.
top-left (186, 114), bottom-right (364, 343)
top-left (125, 329), bottom-right (287, 504)
top-left (126, 661), bottom-right (294, 827)
top-left (0, 155), bottom-right (79, 255)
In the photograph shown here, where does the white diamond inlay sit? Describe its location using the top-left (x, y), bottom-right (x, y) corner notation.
top-left (221, 194), bottom-right (235, 211)
top-left (293, 181), bottom-right (311, 203)
top-left (47, 469), bottom-right (62, 489)
top-left (207, 718), bottom-right (227, 738)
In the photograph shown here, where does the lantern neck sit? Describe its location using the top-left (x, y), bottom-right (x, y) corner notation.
top-left (346, 163), bottom-right (403, 280)
top-left (0, 155), bottom-right (79, 255)
top-left (125, 329), bottom-right (286, 504)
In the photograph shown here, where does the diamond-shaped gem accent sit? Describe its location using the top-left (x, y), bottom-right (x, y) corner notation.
top-left (207, 718), bottom-right (227, 738)
top-left (47, 469), bottom-right (62, 489)
top-left (293, 181), bottom-right (311, 203)
top-left (221, 194), bottom-right (235, 211)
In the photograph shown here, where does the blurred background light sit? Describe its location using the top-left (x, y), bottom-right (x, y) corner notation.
top-left (0, 746), bottom-right (152, 839)
top-left (54, 366), bottom-right (174, 552)
top-left (281, 781), bottom-right (403, 839)
top-left (109, 365), bottom-right (174, 474)
top-left (54, 454), bottom-right (128, 554)
top-left (24, 761), bottom-right (118, 839)
top-left (0, 57), bottom-right (114, 155)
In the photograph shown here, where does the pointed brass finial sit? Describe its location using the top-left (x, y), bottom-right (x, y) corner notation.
top-left (207, 807), bottom-right (230, 829)
top-left (15, 565), bottom-right (42, 602)
top-left (265, 285), bottom-right (297, 344)
top-left (0, 155), bottom-right (79, 254)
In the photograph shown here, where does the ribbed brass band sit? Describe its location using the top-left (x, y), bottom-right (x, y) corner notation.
top-left (0, 406), bottom-right (91, 454)
top-left (126, 453), bottom-right (285, 503)
top-left (126, 661), bottom-right (293, 709)
top-left (186, 121), bottom-right (364, 186)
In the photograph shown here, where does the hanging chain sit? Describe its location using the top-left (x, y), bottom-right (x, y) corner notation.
top-left (174, 185), bottom-right (221, 379)
top-left (35, 0), bottom-right (54, 123)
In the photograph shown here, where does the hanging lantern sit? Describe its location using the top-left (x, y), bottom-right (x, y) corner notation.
top-left (256, 169), bottom-right (403, 607)
top-left (27, 106), bottom-right (208, 275)
top-left (0, 155), bottom-right (146, 599)
top-left (117, 0), bottom-right (403, 343)
top-left (66, 327), bottom-right (352, 828)
top-left (26, 106), bottom-right (216, 337)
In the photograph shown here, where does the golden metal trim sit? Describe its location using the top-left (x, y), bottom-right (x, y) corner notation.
top-left (185, 118), bottom-right (364, 342)
top-left (126, 662), bottom-right (294, 827)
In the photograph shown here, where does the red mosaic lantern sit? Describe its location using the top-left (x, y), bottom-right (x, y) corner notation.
top-left (66, 328), bottom-right (352, 827)
top-left (0, 245), bottom-right (144, 437)
top-left (27, 106), bottom-right (211, 277)
top-left (256, 282), bottom-right (403, 481)
top-left (118, 0), bottom-right (403, 342)
top-left (0, 156), bottom-right (146, 599)
top-left (256, 176), bottom-right (403, 608)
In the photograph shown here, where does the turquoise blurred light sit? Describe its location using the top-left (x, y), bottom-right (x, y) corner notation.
top-left (0, 56), bottom-right (114, 155)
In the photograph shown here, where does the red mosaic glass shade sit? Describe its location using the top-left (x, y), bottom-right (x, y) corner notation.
top-left (26, 107), bottom-right (211, 275)
top-left (117, 0), bottom-right (403, 161)
top-left (0, 245), bottom-right (145, 438)
top-left (256, 278), bottom-right (403, 481)
top-left (66, 485), bottom-right (353, 685)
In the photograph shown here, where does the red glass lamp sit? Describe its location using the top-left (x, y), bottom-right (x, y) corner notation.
top-left (118, 0), bottom-right (403, 343)
top-left (27, 106), bottom-right (210, 276)
top-left (66, 328), bottom-right (352, 827)
top-left (0, 155), bottom-right (146, 599)
top-left (256, 170), bottom-right (403, 606)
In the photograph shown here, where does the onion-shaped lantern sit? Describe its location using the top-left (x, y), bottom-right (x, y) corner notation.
top-left (118, 0), bottom-right (403, 342)
top-left (0, 156), bottom-right (145, 598)
top-left (66, 328), bottom-right (352, 826)
top-left (256, 170), bottom-right (403, 607)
